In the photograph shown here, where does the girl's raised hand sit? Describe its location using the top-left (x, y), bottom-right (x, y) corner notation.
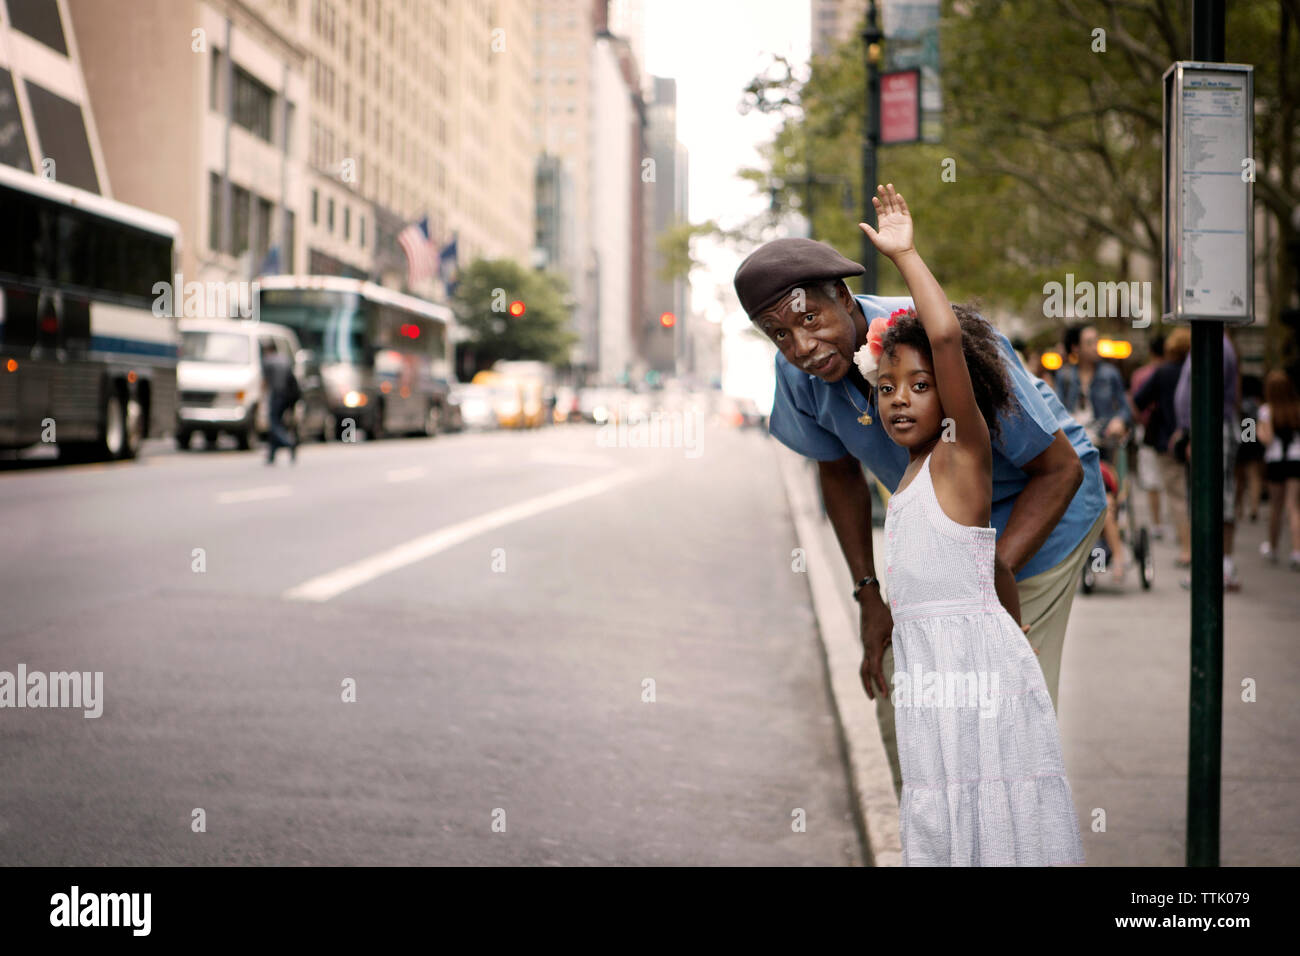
top-left (858, 183), bottom-right (915, 260)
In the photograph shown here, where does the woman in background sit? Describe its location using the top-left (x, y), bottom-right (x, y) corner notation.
top-left (1258, 369), bottom-right (1300, 569)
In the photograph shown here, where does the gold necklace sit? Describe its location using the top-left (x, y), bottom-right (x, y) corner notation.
top-left (841, 380), bottom-right (872, 425)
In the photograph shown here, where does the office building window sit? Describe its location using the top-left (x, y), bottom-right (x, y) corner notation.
top-left (283, 210), bottom-right (296, 270)
top-left (327, 197), bottom-right (335, 232)
top-left (283, 101), bottom-right (295, 151)
top-left (253, 196), bottom-right (273, 263)
top-left (209, 49), bottom-right (223, 112)
top-left (24, 81), bottom-right (98, 193)
top-left (0, 69), bottom-right (33, 172)
top-left (359, 215), bottom-right (366, 249)
top-left (209, 172), bottom-right (222, 253)
top-left (6, 0), bottom-right (68, 55)
top-left (232, 65), bottom-right (274, 142)
top-left (343, 206), bottom-right (351, 241)
top-left (231, 184), bottom-right (251, 258)
top-left (311, 188), bottom-right (319, 225)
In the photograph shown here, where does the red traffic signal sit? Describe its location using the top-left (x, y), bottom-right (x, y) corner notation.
top-left (509, 300), bottom-right (526, 317)
top-left (659, 311), bottom-right (676, 328)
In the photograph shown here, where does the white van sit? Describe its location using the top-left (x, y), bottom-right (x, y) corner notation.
top-left (175, 319), bottom-right (301, 449)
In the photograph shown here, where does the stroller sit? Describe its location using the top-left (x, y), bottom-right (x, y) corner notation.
top-left (1081, 431), bottom-right (1155, 593)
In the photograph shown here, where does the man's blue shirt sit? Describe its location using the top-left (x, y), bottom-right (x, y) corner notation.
top-left (1054, 361), bottom-right (1133, 426)
top-left (768, 294), bottom-right (1106, 581)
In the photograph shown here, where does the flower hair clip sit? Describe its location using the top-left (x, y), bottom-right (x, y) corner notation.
top-left (853, 309), bottom-right (912, 386)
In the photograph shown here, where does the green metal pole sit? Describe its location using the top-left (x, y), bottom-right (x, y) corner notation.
top-left (860, 1), bottom-right (882, 293)
top-left (1186, 0), bottom-right (1225, 869)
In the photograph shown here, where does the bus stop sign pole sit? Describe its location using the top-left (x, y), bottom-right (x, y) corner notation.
top-left (1189, 0), bottom-right (1224, 868)
top-left (1166, 1), bottom-right (1253, 868)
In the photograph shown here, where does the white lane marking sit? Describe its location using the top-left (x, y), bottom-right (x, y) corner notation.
top-left (283, 468), bottom-right (644, 602)
top-left (386, 466), bottom-right (427, 482)
top-left (217, 485), bottom-right (292, 504)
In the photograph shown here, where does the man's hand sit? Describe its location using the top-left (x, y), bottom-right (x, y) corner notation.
top-left (858, 585), bottom-right (893, 700)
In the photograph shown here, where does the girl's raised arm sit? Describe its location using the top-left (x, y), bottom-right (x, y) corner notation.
top-left (858, 184), bottom-right (989, 457)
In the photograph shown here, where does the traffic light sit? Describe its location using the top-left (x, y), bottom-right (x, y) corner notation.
top-left (509, 300), bottom-right (526, 317)
top-left (659, 311), bottom-right (675, 328)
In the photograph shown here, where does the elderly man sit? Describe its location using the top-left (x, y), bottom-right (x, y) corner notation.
top-left (735, 238), bottom-right (1106, 800)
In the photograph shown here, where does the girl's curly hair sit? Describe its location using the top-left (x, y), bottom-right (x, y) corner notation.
top-left (878, 304), bottom-right (1018, 443)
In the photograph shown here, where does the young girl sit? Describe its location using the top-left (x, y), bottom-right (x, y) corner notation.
top-left (859, 184), bottom-right (1085, 866)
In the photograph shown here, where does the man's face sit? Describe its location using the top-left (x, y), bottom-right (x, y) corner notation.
top-left (1080, 326), bottom-right (1098, 363)
top-left (876, 344), bottom-right (943, 449)
top-left (753, 282), bottom-right (859, 382)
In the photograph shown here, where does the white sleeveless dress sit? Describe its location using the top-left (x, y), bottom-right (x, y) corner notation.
top-left (883, 451), bottom-right (1086, 866)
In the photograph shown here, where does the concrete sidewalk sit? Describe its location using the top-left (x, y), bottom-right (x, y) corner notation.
top-left (776, 442), bottom-right (1300, 866)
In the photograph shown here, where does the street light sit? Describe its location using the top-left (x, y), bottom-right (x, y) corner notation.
top-left (860, 1), bottom-right (883, 293)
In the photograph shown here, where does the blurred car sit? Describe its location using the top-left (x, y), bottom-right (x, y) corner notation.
top-left (451, 383), bottom-right (498, 430)
top-left (577, 387), bottom-right (612, 423)
top-left (520, 378), bottom-right (546, 428)
top-left (176, 319), bottom-right (328, 449)
top-left (737, 397), bottom-right (766, 430)
top-left (716, 395), bottom-right (767, 430)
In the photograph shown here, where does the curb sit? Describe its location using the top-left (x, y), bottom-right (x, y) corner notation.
top-left (775, 443), bottom-right (902, 867)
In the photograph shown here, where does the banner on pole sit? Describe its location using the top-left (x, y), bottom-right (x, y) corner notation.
top-left (880, 69), bottom-right (921, 145)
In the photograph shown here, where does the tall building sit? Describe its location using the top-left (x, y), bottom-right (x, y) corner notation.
top-left (69, 0), bottom-right (538, 304)
top-left (642, 75), bottom-right (687, 376)
top-left (811, 0), bottom-right (867, 57)
top-left (605, 0), bottom-right (646, 95)
top-left (532, 0), bottom-right (600, 376)
top-left (589, 26), bottom-right (638, 384)
top-left (69, 0), bottom-right (308, 292)
top-left (300, 0), bottom-right (536, 293)
top-left (1, 0), bottom-right (113, 194)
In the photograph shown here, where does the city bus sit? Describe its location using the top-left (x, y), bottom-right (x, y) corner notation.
top-left (0, 163), bottom-right (181, 460)
top-left (255, 276), bottom-right (454, 440)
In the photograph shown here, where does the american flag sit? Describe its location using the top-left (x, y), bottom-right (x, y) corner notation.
top-left (398, 216), bottom-right (435, 288)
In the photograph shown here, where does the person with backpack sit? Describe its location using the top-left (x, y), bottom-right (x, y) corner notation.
top-left (260, 339), bottom-right (300, 465)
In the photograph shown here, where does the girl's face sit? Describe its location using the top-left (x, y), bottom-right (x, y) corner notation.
top-left (876, 343), bottom-right (944, 448)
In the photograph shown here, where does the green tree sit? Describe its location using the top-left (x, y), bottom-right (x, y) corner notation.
top-left (451, 259), bottom-right (577, 377)
top-left (731, 0), bottom-right (1299, 355)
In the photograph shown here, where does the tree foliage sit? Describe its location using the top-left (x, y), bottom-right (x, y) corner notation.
top-left (728, 0), bottom-right (1299, 349)
top-left (450, 259), bottom-right (577, 376)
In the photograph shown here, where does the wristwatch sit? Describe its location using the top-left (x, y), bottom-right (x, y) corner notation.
top-left (852, 574), bottom-right (879, 603)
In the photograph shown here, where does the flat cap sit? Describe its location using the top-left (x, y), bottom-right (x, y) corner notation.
top-left (733, 237), bottom-right (864, 318)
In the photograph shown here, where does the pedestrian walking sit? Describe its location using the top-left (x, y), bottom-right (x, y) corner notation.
top-left (260, 340), bottom-right (300, 465)
top-left (1133, 328), bottom-right (1192, 564)
top-left (856, 183), bottom-right (1084, 864)
top-left (1237, 375), bottom-right (1265, 523)
top-left (735, 192), bottom-right (1105, 811)
top-left (1056, 323), bottom-right (1133, 580)
top-left (1129, 334), bottom-right (1166, 537)
top-left (1258, 369), bottom-right (1300, 568)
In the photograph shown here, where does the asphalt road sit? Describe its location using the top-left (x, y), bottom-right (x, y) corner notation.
top-left (0, 423), bottom-right (862, 865)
